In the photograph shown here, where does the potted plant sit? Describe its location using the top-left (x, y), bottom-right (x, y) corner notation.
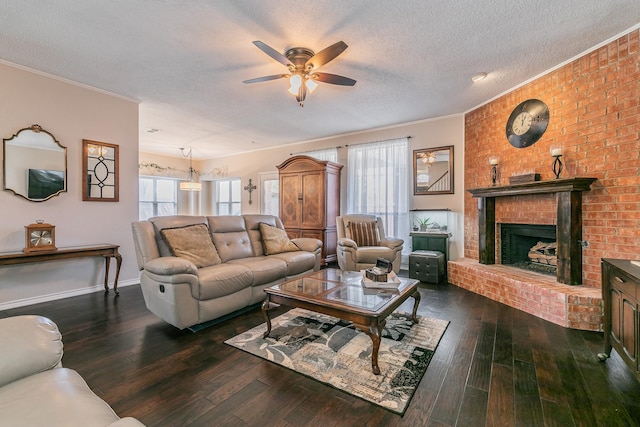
top-left (415, 217), bottom-right (431, 232)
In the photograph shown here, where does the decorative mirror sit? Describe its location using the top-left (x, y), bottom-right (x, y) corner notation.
top-left (82, 139), bottom-right (119, 202)
top-left (413, 145), bottom-right (454, 195)
top-left (3, 124), bottom-right (67, 202)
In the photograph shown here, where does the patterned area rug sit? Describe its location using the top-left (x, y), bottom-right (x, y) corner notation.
top-left (225, 308), bottom-right (449, 415)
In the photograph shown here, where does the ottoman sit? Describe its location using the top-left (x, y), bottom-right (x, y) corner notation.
top-left (409, 250), bottom-right (445, 283)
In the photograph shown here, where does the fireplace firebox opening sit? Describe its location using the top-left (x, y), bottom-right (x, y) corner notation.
top-left (500, 223), bottom-right (557, 276)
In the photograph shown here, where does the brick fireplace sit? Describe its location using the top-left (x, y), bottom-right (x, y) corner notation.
top-left (450, 178), bottom-right (602, 331)
top-left (450, 30), bottom-right (640, 332)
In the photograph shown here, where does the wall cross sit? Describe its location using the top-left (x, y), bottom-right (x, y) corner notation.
top-left (244, 179), bottom-right (257, 204)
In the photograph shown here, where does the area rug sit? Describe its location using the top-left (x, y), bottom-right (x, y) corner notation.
top-left (224, 308), bottom-right (449, 415)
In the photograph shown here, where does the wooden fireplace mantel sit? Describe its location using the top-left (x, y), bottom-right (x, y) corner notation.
top-left (468, 177), bottom-right (597, 285)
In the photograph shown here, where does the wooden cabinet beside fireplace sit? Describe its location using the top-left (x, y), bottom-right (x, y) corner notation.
top-left (277, 156), bottom-right (342, 265)
top-left (600, 259), bottom-right (640, 382)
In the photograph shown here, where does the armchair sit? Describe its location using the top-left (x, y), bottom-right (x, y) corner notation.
top-left (336, 214), bottom-right (404, 273)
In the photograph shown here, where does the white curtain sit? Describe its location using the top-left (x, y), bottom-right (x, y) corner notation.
top-left (299, 147), bottom-right (338, 163)
top-left (346, 138), bottom-right (410, 251)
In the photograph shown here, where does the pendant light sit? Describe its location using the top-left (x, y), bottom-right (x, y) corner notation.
top-left (179, 148), bottom-right (201, 191)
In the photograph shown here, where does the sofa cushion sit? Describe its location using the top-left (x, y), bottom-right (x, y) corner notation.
top-left (348, 221), bottom-right (380, 247)
top-left (196, 263), bottom-right (253, 300)
top-left (160, 224), bottom-right (221, 268)
top-left (259, 223), bottom-right (299, 255)
top-left (268, 251), bottom-right (316, 276)
top-left (355, 246), bottom-right (396, 264)
top-left (243, 214), bottom-right (282, 256)
top-left (228, 257), bottom-right (287, 286)
top-left (149, 215), bottom-right (207, 257)
top-left (207, 216), bottom-right (254, 261)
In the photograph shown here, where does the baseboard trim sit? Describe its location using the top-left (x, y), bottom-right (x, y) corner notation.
top-left (0, 279), bottom-right (140, 310)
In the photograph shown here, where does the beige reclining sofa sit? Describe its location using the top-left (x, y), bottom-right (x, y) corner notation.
top-left (0, 315), bottom-right (145, 427)
top-left (132, 214), bottom-right (322, 330)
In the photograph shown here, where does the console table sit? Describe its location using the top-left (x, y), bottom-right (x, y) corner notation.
top-left (0, 244), bottom-right (122, 294)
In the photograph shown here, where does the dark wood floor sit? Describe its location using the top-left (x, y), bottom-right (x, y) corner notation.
top-left (2, 278), bottom-right (639, 426)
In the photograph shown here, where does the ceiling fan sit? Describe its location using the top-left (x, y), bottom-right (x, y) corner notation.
top-left (243, 40), bottom-right (356, 107)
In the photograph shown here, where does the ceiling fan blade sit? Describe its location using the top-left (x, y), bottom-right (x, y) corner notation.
top-left (252, 41), bottom-right (293, 68)
top-left (305, 41), bottom-right (348, 70)
top-left (313, 72), bottom-right (356, 86)
top-left (243, 74), bottom-right (288, 84)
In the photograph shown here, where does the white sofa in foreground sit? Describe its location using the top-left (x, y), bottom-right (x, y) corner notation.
top-left (0, 315), bottom-right (145, 427)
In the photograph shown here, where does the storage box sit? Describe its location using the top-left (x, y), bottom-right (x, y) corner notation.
top-left (409, 250), bottom-right (445, 283)
top-left (509, 173), bottom-right (541, 184)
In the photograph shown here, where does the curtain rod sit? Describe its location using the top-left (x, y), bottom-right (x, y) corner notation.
top-left (344, 136), bottom-right (412, 148)
top-left (289, 146), bottom-right (344, 156)
top-left (289, 136), bottom-right (412, 155)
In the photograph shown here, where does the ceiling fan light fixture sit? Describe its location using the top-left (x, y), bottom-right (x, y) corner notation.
top-left (288, 73), bottom-right (302, 96)
top-left (245, 40), bottom-right (355, 107)
top-left (305, 77), bottom-right (318, 93)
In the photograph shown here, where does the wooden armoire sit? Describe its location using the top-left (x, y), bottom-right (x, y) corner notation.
top-left (277, 155), bottom-right (342, 265)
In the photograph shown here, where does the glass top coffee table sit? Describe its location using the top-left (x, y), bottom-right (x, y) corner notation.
top-left (262, 268), bottom-right (420, 375)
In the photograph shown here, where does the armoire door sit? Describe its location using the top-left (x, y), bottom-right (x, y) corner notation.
top-left (301, 171), bottom-right (325, 229)
top-left (279, 174), bottom-right (302, 228)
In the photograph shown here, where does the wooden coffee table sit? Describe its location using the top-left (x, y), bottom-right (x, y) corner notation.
top-left (262, 268), bottom-right (420, 375)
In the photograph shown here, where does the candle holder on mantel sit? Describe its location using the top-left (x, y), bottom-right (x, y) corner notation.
top-left (551, 148), bottom-right (563, 179)
top-left (489, 157), bottom-right (499, 186)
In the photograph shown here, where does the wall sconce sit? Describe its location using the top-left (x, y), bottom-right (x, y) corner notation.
top-left (179, 148), bottom-right (202, 191)
top-left (489, 157), bottom-right (499, 186)
top-left (551, 147), bottom-right (563, 179)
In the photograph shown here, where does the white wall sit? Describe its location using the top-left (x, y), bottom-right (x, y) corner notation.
top-left (143, 114), bottom-right (466, 260)
top-left (0, 62), bottom-right (139, 309)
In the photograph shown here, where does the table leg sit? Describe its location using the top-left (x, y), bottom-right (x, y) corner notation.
top-left (411, 290), bottom-right (421, 323)
top-left (103, 251), bottom-right (122, 295)
top-left (113, 252), bottom-right (122, 295)
top-left (262, 298), bottom-right (272, 339)
top-left (103, 255), bottom-right (111, 292)
top-left (354, 320), bottom-right (385, 375)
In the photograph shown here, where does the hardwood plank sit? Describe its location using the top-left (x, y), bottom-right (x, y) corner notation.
top-left (493, 302), bottom-right (513, 366)
top-left (486, 363), bottom-right (514, 426)
top-left (467, 320), bottom-right (497, 390)
top-left (513, 359), bottom-right (544, 426)
top-left (540, 398), bottom-right (576, 427)
top-left (456, 385), bottom-right (488, 427)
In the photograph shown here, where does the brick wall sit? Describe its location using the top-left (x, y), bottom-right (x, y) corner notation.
top-left (464, 30), bottom-right (640, 288)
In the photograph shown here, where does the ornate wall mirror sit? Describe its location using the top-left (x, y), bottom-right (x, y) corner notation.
top-left (413, 145), bottom-right (454, 195)
top-left (82, 139), bottom-right (119, 202)
top-left (3, 124), bottom-right (67, 202)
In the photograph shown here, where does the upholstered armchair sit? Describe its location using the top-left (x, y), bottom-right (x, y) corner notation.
top-left (336, 214), bottom-right (404, 273)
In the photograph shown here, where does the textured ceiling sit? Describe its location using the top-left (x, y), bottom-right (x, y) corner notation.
top-left (0, 1), bottom-right (638, 159)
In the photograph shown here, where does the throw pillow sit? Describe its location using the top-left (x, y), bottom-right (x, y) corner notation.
top-left (160, 224), bottom-right (222, 268)
top-left (259, 223), bottom-right (300, 255)
top-left (348, 221), bottom-right (380, 247)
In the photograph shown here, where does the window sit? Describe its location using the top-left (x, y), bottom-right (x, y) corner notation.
top-left (346, 138), bottom-right (410, 249)
top-left (259, 172), bottom-right (279, 216)
top-left (216, 178), bottom-right (241, 215)
top-left (139, 176), bottom-right (177, 220)
top-left (300, 147), bottom-right (338, 163)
